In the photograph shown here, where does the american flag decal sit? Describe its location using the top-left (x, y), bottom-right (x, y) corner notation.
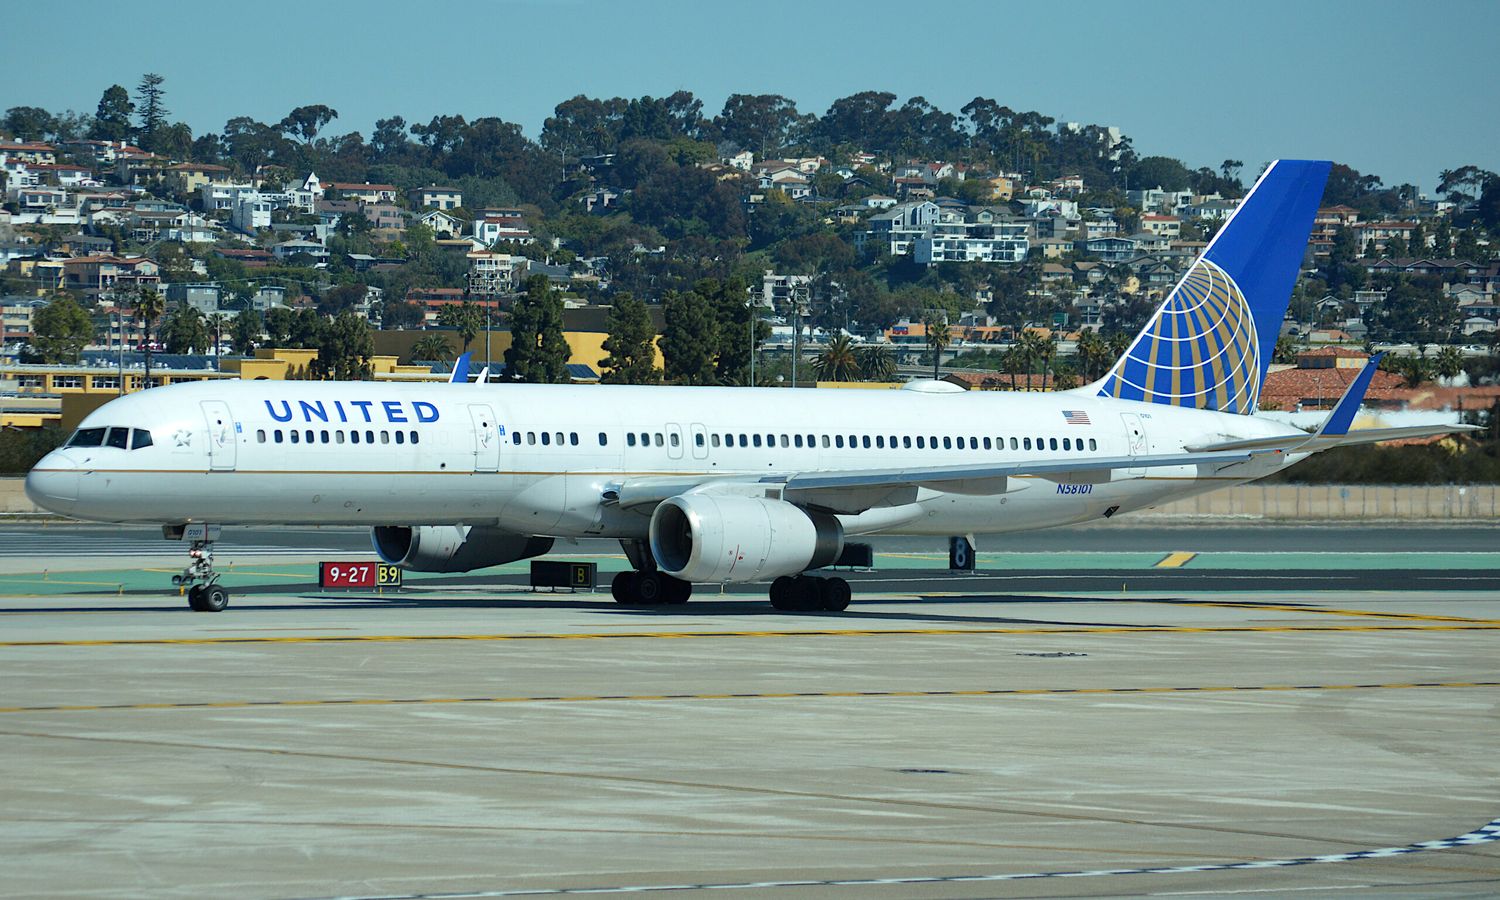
top-left (1062, 410), bottom-right (1091, 425)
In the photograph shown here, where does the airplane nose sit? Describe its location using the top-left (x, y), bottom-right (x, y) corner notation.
top-left (25, 450), bottom-right (80, 513)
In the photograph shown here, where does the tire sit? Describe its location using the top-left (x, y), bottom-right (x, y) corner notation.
top-left (611, 571), bottom-right (638, 604)
top-left (635, 572), bottom-right (666, 604)
top-left (769, 576), bottom-right (796, 610)
top-left (820, 576), bottom-right (852, 612)
top-left (200, 584), bottom-right (228, 612)
top-left (186, 585), bottom-right (207, 612)
top-left (791, 576), bottom-right (823, 611)
top-left (664, 577), bottom-right (692, 605)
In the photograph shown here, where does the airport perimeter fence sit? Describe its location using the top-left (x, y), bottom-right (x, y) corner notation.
top-left (0, 478), bottom-right (1495, 521)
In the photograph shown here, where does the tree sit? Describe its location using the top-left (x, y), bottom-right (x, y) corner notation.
top-left (410, 333), bottom-right (454, 364)
top-left (230, 310), bottom-right (262, 355)
top-left (714, 94), bottom-right (808, 157)
top-left (701, 278), bottom-right (760, 385)
top-left (855, 343), bottom-right (896, 382)
top-left (1273, 333), bottom-right (1299, 365)
top-left (134, 73), bottom-right (168, 151)
top-left (1074, 329), bottom-right (1113, 382)
top-left (30, 296), bottom-right (94, 363)
top-left (600, 294), bottom-right (661, 384)
top-left (504, 275), bottom-right (570, 383)
top-left (437, 301), bottom-right (484, 353)
top-left (264, 307), bottom-right (296, 346)
top-left (90, 85), bottom-right (134, 141)
top-left (162, 305), bottom-right (210, 354)
top-left (812, 334), bottom-right (860, 382)
top-left (2, 106), bottom-right (57, 141)
top-left (131, 287), bottom-right (165, 387)
top-left (313, 312), bottom-right (375, 380)
top-left (924, 313), bottom-right (950, 380)
top-left (1435, 345), bottom-right (1465, 381)
top-left (659, 289), bottom-right (718, 385)
top-left (278, 104), bottom-right (339, 144)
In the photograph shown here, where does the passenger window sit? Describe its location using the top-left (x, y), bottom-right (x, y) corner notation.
top-left (68, 427), bottom-right (106, 447)
top-left (711, 434), bottom-right (720, 448)
top-left (654, 433), bottom-right (664, 447)
top-left (1063, 438), bottom-right (1071, 450)
top-left (779, 434), bottom-right (788, 448)
top-left (862, 436), bottom-right (871, 449)
top-left (808, 434), bottom-right (816, 447)
top-left (1023, 437), bottom-right (1031, 450)
top-left (366, 430), bottom-right (375, 444)
top-left (336, 431), bottom-right (345, 444)
top-left (275, 430), bottom-right (284, 443)
top-left (350, 430), bottom-right (359, 444)
top-left (766, 433), bottom-right (775, 446)
top-left (794, 434), bottom-right (803, 448)
top-left (696, 433), bottom-right (705, 447)
top-left (1010, 437), bottom-right (1018, 450)
top-left (411, 431), bottom-right (419, 444)
top-left (670, 433), bottom-right (680, 447)
top-left (599, 432), bottom-right (609, 446)
top-left (321, 430), bottom-right (330, 443)
top-left (541, 432), bottom-right (551, 446)
top-left (753, 434), bottom-right (762, 447)
top-left (821, 435), bottom-right (830, 448)
top-left (983, 437), bottom-right (992, 450)
top-left (512, 432), bottom-right (522, 445)
top-left (929, 435), bottom-right (938, 448)
top-left (640, 432), bottom-right (649, 446)
top-left (395, 431), bottom-right (405, 445)
top-left (627, 433), bottom-right (636, 447)
top-left (555, 432), bottom-right (564, 446)
top-left (1089, 438), bottom-right (1097, 451)
top-left (570, 432), bottom-right (578, 446)
top-left (290, 430), bottom-right (300, 444)
top-left (105, 427), bottom-right (129, 449)
top-left (834, 435), bottom-right (844, 448)
top-left (256, 429), bottom-right (266, 443)
top-left (916, 436), bottom-right (925, 449)
top-left (943, 437), bottom-right (952, 449)
top-left (304, 429), bottom-right (314, 443)
top-left (969, 437), bottom-right (978, 449)
top-left (1050, 438), bottom-right (1058, 450)
top-left (381, 431), bottom-right (390, 444)
top-left (738, 434), bottom-right (747, 447)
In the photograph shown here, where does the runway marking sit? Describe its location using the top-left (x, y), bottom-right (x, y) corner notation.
top-left (292, 820), bottom-right (1500, 897)
top-left (3, 622), bottom-right (1500, 648)
top-left (1155, 552), bottom-right (1197, 568)
top-left (1174, 601), bottom-right (1500, 625)
top-left (2, 680), bottom-right (1495, 715)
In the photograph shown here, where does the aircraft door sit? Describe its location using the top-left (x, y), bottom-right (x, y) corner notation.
top-left (1120, 413), bottom-right (1147, 476)
top-left (665, 422), bottom-right (684, 460)
top-left (469, 403), bottom-right (500, 472)
top-left (200, 400), bottom-right (236, 471)
top-left (689, 423), bottom-right (708, 460)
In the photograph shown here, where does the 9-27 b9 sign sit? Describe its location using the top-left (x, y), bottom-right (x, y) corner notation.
top-left (319, 561), bottom-right (403, 589)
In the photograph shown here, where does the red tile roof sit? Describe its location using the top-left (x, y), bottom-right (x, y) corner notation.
top-left (1259, 367), bottom-right (1405, 411)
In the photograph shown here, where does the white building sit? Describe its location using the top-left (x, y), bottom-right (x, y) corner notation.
top-left (863, 201), bottom-right (941, 256)
top-left (467, 251), bottom-right (529, 297)
top-left (231, 195), bottom-right (274, 234)
top-left (756, 270), bottom-right (813, 309)
top-left (914, 216), bottom-right (1028, 265)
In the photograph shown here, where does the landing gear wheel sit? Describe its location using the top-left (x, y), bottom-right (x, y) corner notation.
top-left (611, 571), bottom-right (639, 604)
top-left (186, 584), bottom-right (206, 611)
top-left (769, 576), bottom-right (796, 610)
top-left (635, 572), bottom-right (666, 605)
top-left (187, 583), bottom-right (228, 612)
top-left (820, 576), bottom-right (851, 612)
top-left (663, 577), bottom-right (692, 605)
top-left (791, 576), bottom-right (822, 611)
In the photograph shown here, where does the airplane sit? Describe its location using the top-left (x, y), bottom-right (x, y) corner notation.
top-left (24, 159), bottom-right (1477, 613)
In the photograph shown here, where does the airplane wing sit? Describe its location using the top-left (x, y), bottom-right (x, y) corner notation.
top-left (609, 448), bottom-right (1261, 511)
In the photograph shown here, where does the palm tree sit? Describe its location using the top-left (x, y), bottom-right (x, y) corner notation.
top-left (1014, 329), bottom-right (1049, 391)
top-left (410, 333), bottom-right (454, 364)
top-left (855, 343), bottom-right (896, 382)
top-left (131, 287), bottom-right (165, 389)
top-left (1435, 345), bottom-right (1464, 382)
top-left (923, 314), bottom-right (950, 380)
top-left (812, 334), bottom-right (861, 382)
top-left (1075, 329), bottom-right (1112, 382)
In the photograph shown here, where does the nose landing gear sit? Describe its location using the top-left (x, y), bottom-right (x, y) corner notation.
top-left (166, 524), bottom-right (229, 612)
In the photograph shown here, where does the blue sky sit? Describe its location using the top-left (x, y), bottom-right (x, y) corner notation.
top-left (4, 0), bottom-right (1496, 193)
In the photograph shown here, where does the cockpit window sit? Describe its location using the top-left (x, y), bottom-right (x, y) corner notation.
top-left (105, 427), bottom-right (130, 449)
top-left (68, 427), bottom-right (106, 447)
top-left (131, 429), bottom-right (153, 450)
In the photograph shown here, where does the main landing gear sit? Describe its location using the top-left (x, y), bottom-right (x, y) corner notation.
top-left (769, 574), bottom-right (851, 612)
top-left (166, 524), bottom-right (229, 612)
top-left (611, 539), bottom-right (693, 606)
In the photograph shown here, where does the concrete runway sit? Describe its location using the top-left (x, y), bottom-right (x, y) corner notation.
top-left (1, 524), bottom-right (1498, 898)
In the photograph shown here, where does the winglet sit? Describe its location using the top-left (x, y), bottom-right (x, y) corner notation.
top-left (474, 365), bottom-right (490, 385)
top-left (1314, 352), bottom-right (1385, 437)
top-left (448, 352), bottom-right (472, 384)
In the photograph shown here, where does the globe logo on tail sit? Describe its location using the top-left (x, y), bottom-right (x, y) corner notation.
top-left (1097, 258), bottom-right (1260, 414)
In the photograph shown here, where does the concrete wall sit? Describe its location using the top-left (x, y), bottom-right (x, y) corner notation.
top-left (1, 476), bottom-right (1495, 521)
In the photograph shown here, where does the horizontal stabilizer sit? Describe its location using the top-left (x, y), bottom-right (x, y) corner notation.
top-left (1189, 423), bottom-right (1482, 454)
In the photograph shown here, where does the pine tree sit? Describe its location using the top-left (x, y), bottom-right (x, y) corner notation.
top-left (504, 275), bottom-right (570, 383)
top-left (134, 73), bottom-right (168, 151)
top-left (600, 294), bottom-right (661, 384)
top-left (660, 289), bottom-right (718, 385)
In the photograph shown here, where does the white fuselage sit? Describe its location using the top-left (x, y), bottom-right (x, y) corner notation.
top-left (25, 379), bottom-right (1304, 537)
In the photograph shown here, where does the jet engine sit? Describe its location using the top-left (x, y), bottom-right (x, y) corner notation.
top-left (649, 494), bottom-right (843, 583)
top-left (372, 525), bottom-right (554, 573)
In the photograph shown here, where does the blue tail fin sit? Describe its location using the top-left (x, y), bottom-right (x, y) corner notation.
top-left (448, 351), bottom-right (472, 384)
top-left (1095, 159), bottom-right (1331, 415)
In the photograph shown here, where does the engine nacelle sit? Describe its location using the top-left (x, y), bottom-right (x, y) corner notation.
top-left (371, 525), bottom-right (554, 573)
top-left (649, 494), bottom-right (843, 584)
